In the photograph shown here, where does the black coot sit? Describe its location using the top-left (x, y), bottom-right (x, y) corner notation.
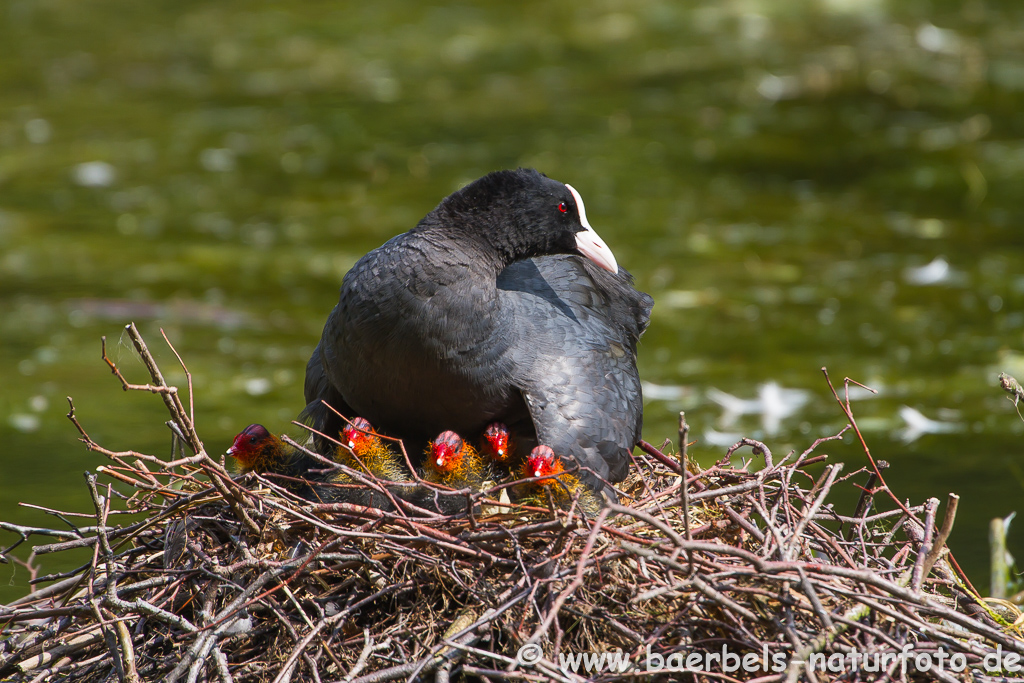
top-left (303, 168), bottom-right (652, 498)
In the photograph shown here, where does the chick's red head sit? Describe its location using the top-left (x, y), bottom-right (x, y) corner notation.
top-left (227, 424), bottom-right (273, 467)
top-left (430, 431), bottom-right (465, 474)
top-left (482, 422), bottom-right (510, 462)
top-left (526, 445), bottom-right (563, 480)
top-left (342, 417), bottom-right (375, 452)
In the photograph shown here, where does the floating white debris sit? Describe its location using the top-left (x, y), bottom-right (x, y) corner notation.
top-left (9, 413), bottom-right (41, 433)
top-left (903, 256), bottom-right (950, 285)
top-left (641, 381), bottom-right (689, 402)
top-left (757, 73), bottom-right (801, 102)
top-left (707, 387), bottom-right (760, 416)
top-left (703, 428), bottom-right (744, 448)
top-left (896, 405), bottom-right (962, 444)
top-left (72, 161), bottom-right (116, 188)
top-left (200, 148), bottom-right (236, 173)
top-left (740, 13), bottom-right (770, 42)
top-left (244, 377), bottom-right (272, 396)
top-left (25, 118), bottom-right (52, 144)
top-left (916, 23), bottom-right (959, 55)
top-left (707, 381), bottom-right (810, 435)
top-left (662, 290), bottom-right (707, 309)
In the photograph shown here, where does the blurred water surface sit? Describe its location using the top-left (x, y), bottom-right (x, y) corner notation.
top-left (2, 0), bottom-right (1023, 600)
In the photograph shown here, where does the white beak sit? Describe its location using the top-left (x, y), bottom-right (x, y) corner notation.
top-left (566, 184), bottom-right (618, 274)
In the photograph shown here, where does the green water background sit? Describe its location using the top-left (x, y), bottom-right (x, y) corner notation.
top-left (2, 0), bottom-right (1023, 602)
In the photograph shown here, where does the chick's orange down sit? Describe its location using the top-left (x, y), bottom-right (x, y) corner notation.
top-left (424, 430), bottom-right (488, 491)
top-left (340, 417), bottom-right (410, 483)
top-left (522, 445), bottom-right (603, 517)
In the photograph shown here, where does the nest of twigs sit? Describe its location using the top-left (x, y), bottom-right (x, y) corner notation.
top-left (1, 324), bottom-right (1022, 683)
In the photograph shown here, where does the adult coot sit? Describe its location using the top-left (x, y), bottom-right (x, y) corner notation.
top-left (303, 168), bottom-right (652, 498)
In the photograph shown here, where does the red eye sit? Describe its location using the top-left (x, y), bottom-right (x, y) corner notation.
top-left (558, 202), bottom-right (568, 213)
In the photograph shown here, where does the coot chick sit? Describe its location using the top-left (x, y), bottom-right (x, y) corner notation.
top-left (227, 424), bottom-right (329, 499)
top-left (522, 445), bottom-right (602, 518)
top-left (228, 423), bottom-right (411, 508)
top-left (481, 421), bottom-right (513, 465)
top-left (340, 417), bottom-right (410, 483)
top-left (228, 424), bottom-right (314, 478)
top-left (423, 430), bottom-right (488, 492)
top-left (303, 168), bottom-right (652, 500)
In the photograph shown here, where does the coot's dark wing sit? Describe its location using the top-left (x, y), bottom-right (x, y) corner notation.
top-left (499, 255), bottom-right (652, 495)
top-left (301, 339), bottom-right (356, 441)
top-left (306, 234), bottom-right (531, 443)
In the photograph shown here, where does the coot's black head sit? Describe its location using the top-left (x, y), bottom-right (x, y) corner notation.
top-left (429, 168), bottom-right (618, 273)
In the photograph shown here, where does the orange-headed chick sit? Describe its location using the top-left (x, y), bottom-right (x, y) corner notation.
top-left (480, 422), bottom-right (513, 465)
top-left (338, 417), bottom-right (409, 483)
top-left (523, 445), bottom-right (602, 517)
top-left (423, 430), bottom-right (487, 491)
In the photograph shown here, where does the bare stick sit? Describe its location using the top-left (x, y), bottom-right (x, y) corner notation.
top-left (845, 463), bottom-right (887, 541)
top-left (725, 437), bottom-right (774, 469)
top-left (911, 497), bottom-right (940, 592)
top-left (636, 440), bottom-right (682, 474)
top-left (677, 412), bottom-right (693, 570)
top-left (160, 328), bottom-right (195, 433)
top-left (921, 493), bottom-right (959, 579)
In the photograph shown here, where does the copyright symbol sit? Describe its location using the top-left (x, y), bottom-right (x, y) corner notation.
top-left (517, 642), bottom-right (542, 665)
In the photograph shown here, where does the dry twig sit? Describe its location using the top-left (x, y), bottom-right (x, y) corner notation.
top-left (0, 336), bottom-right (1018, 683)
